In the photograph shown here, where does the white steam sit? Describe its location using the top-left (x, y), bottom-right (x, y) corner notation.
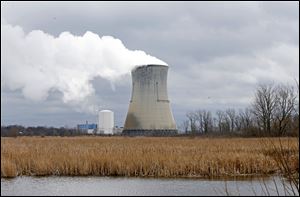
top-left (1, 22), bottom-right (167, 112)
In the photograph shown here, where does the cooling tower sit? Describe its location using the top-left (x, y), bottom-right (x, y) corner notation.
top-left (123, 64), bottom-right (177, 136)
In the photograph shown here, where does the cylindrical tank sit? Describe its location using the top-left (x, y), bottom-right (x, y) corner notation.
top-left (123, 64), bottom-right (177, 136)
top-left (98, 110), bottom-right (114, 134)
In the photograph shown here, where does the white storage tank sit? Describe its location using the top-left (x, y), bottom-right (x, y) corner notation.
top-left (98, 110), bottom-right (114, 134)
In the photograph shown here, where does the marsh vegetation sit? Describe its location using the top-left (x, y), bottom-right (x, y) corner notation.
top-left (1, 137), bottom-right (298, 180)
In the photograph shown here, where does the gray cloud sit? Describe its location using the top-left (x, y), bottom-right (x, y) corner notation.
top-left (1, 1), bottom-right (299, 127)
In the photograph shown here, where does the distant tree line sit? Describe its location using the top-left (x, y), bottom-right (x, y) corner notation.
top-left (1, 125), bottom-right (83, 137)
top-left (180, 83), bottom-right (299, 137)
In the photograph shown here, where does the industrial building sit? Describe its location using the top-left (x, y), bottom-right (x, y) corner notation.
top-left (77, 121), bottom-right (97, 134)
top-left (123, 64), bottom-right (177, 136)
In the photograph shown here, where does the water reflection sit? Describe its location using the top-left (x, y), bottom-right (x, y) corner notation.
top-left (1, 176), bottom-right (295, 196)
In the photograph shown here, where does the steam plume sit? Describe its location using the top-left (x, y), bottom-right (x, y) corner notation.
top-left (1, 22), bottom-right (167, 112)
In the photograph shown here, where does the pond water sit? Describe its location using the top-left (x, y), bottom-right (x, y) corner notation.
top-left (1, 176), bottom-right (297, 196)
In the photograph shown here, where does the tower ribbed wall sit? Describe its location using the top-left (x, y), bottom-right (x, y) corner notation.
top-left (123, 64), bottom-right (177, 136)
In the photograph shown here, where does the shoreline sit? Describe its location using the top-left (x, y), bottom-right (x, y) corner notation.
top-left (1, 173), bottom-right (280, 181)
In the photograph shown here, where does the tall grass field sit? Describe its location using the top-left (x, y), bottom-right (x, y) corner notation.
top-left (1, 137), bottom-right (298, 178)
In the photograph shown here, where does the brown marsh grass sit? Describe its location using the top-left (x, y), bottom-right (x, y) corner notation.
top-left (1, 137), bottom-right (298, 179)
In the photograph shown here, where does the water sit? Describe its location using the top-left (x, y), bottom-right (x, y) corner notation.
top-left (1, 176), bottom-right (297, 196)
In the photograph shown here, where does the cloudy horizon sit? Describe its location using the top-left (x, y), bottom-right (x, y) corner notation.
top-left (1, 1), bottom-right (299, 128)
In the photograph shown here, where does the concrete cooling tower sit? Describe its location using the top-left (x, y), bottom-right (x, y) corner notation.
top-left (123, 64), bottom-right (177, 136)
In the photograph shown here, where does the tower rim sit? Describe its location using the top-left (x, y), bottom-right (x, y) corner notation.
top-left (132, 64), bottom-right (168, 71)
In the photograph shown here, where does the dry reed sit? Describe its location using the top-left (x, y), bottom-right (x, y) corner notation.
top-left (1, 137), bottom-right (298, 178)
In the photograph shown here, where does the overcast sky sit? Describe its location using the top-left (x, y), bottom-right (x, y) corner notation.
top-left (1, 1), bottom-right (299, 128)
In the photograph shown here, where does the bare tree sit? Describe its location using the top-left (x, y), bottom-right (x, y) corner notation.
top-left (293, 79), bottom-right (299, 115)
top-left (293, 79), bottom-right (299, 136)
top-left (237, 108), bottom-right (255, 135)
top-left (182, 82), bottom-right (297, 137)
top-left (241, 108), bottom-right (253, 128)
top-left (216, 110), bottom-right (224, 133)
top-left (185, 110), bottom-right (214, 135)
top-left (195, 110), bottom-right (204, 134)
top-left (186, 112), bottom-right (197, 134)
top-left (226, 108), bottom-right (236, 132)
top-left (197, 110), bottom-right (213, 134)
top-left (252, 84), bottom-right (277, 136)
top-left (234, 111), bottom-right (242, 132)
top-left (216, 110), bottom-right (230, 134)
top-left (202, 110), bottom-right (213, 134)
top-left (274, 84), bottom-right (297, 136)
top-left (181, 120), bottom-right (190, 134)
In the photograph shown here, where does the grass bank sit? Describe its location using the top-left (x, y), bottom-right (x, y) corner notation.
top-left (1, 137), bottom-right (298, 178)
